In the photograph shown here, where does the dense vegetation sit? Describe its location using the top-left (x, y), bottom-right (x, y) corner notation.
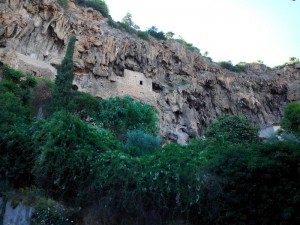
top-left (0, 36), bottom-right (300, 225)
top-left (217, 60), bottom-right (248, 73)
top-left (58, 0), bottom-right (110, 18)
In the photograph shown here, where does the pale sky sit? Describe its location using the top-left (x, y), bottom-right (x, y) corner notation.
top-left (105, 0), bottom-right (300, 67)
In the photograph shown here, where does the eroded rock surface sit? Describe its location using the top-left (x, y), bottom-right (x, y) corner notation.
top-left (1, 0), bottom-right (300, 143)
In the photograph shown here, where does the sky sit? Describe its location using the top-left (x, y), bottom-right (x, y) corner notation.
top-left (104, 0), bottom-right (300, 67)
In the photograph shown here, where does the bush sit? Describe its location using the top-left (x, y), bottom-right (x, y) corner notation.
top-left (90, 142), bottom-right (208, 223)
top-left (202, 142), bottom-right (300, 225)
top-left (0, 123), bottom-right (34, 188)
top-left (281, 102), bottom-right (300, 137)
top-left (85, 0), bottom-right (110, 18)
top-left (57, 0), bottom-right (69, 9)
top-left (97, 96), bottom-right (159, 139)
top-left (0, 92), bottom-right (26, 132)
top-left (217, 61), bottom-right (247, 73)
top-left (32, 111), bottom-right (120, 204)
top-left (67, 91), bottom-right (99, 120)
top-left (137, 30), bottom-right (150, 40)
top-left (31, 200), bottom-right (74, 225)
top-left (123, 129), bottom-right (162, 156)
top-left (1, 65), bottom-right (37, 110)
top-left (148, 26), bottom-right (166, 40)
top-left (2, 64), bottom-right (24, 82)
top-left (174, 37), bottom-right (200, 53)
top-left (205, 114), bottom-right (259, 145)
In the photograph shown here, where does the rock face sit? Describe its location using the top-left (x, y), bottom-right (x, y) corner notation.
top-left (1, 0), bottom-right (300, 143)
top-left (0, 197), bottom-right (34, 225)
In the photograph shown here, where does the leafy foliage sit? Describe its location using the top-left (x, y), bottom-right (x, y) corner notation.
top-left (174, 36), bottom-right (200, 53)
top-left (205, 114), bottom-right (259, 145)
top-left (85, 0), bottom-right (110, 18)
top-left (0, 123), bottom-right (34, 188)
top-left (148, 26), bottom-right (166, 40)
top-left (32, 111), bottom-right (120, 204)
top-left (123, 129), bottom-right (162, 156)
top-left (278, 57), bottom-right (300, 68)
top-left (66, 91), bottom-right (99, 120)
top-left (137, 30), bottom-right (150, 40)
top-left (281, 102), bottom-right (300, 137)
top-left (51, 36), bottom-right (76, 112)
top-left (90, 142), bottom-right (208, 224)
top-left (0, 66), bottom-right (37, 188)
top-left (0, 92), bottom-right (26, 132)
top-left (57, 0), bottom-right (69, 9)
top-left (217, 60), bottom-right (247, 72)
top-left (202, 142), bottom-right (300, 225)
top-left (121, 12), bottom-right (140, 30)
top-left (97, 96), bottom-right (159, 139)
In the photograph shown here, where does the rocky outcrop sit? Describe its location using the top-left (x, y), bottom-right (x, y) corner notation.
top-left (1, 0), bottom-right (300, 143)
top-left (0, 197), bottom-right (34, 225)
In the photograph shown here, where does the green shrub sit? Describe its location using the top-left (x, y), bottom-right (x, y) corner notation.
top-left (2, 64), bottom-right (24, 82)
top-left (67, 91), bottom-right (99, 120)
top-left (148, 26), bottom-right (166, 40)
top-left (97, 96), bottom-right (159, 139)
top-left (217, 61), bottom-right (247, 73)
top-left (281, 102), bottom-right (300, 137)
top-left (281, 132), bottom-right (300, 143)
top-left (205, 114), bottom-right (259, 145)
top-left (31, 202), bottom-right (74, 225)
top-left (57, 0), bottom-right (69, 9)
top-left (175, 37), bottom-right (200, 53)
top-left (0, 92), bottom-right (26, 132)
top-left (123, 129), bottom-right (162, 156)
top-left (90, 142), bottom-right (208, 223)
top-left (0, 123), bottom-right (34, 188)
top-left (1, 66), bottom-right (35, 108)
top-left (137, 30), bottom-right (150, 40)
top-left (202, 142), bottom-right (300, 225)
top-left (32, 111), bottom-right (120, 204)
top-left (85, 0), bottom-right (110, 18)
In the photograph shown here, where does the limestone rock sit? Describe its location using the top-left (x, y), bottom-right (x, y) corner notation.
top-left (1, 0), bottom-right (300, 144)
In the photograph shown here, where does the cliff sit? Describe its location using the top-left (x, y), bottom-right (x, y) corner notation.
top-left (1, 0), bottom-right (300, 143)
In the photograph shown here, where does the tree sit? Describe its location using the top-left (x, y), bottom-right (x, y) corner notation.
top-left (165, 31), bottom-right (175, 39)
top-left (281, 102), bottom-right (300, 137)
top-left (121, 12), bottom-right (140, 30)
top-left (205, 115), bottom-right (259, 145)
top-left (97, 96), bottom-right (159, 139)
top-left (85, 0), bottom-right (110, 18)
top-left (148, 26), bottom-right (166, 40)
top-left (32, 111), bottom-right (120, 204)
top-left (123, 129), bottom-right (162, 156)
top-left (51, 36), bottom-right (76, 111)
top-left (289, 57), bottom-right (298, 62)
